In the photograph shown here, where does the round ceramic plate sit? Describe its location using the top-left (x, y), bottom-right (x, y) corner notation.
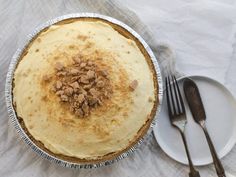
top-left (153, 75), bottom-right (236, 166)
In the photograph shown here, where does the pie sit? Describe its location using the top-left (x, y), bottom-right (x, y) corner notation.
top-left (13, 17), bottom-right (159, 163)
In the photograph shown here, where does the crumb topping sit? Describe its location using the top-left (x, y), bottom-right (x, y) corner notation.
top-left (129, 80), bottom-right (138, 91)
top-left (44, 56), bottom-right (113, 118)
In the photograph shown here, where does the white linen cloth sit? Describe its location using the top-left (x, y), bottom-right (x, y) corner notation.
top-left (0, 0), bottom-right (236, 176)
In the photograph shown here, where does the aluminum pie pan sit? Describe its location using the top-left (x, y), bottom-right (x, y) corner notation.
top-left (5, 13), bottom-right (163, 169)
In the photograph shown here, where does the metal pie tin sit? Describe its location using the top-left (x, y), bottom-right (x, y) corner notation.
top-left (5, 13), bottom-right (163, 169)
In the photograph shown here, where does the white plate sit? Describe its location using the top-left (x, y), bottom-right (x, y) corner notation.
top-left (153, 75), bottom-right (236, 166)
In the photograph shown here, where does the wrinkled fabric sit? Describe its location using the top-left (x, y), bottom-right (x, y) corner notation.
top-left (0, 0), bottom-right (236, 177)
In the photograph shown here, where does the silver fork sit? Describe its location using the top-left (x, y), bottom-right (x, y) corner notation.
top-left (166, 75), bottom-right (200, 177)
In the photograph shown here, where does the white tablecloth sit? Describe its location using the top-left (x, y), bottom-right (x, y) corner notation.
top-left (1, 0), bottom-right (236, 177)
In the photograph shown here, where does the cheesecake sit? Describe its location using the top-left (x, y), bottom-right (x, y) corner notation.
top-left (13, 18), bottom-right (158, 163)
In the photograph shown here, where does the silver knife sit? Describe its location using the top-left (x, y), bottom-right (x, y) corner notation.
top-left (183, 78), bottom-right (226, 177)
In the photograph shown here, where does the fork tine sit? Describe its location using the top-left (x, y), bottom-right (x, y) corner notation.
top-left (172, 75), bottom-right (181, 114)
top-left (165, 77), bottom-right (172, 117)
top-left (168, 76), bottom-right (177, 115)
top-left (174, 76), bottom-right (185, 113)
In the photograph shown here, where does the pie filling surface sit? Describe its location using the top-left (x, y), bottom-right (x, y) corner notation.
top-left (13, 19), bottom-right (158, 160)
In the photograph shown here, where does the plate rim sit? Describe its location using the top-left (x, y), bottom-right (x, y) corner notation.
top-left (153, 74), bottom-right (236, 166)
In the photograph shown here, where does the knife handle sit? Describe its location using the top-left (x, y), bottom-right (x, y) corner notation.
top-left (189, 170), bottom-right (201, 177)
top-left (201, 124), bottom-right (226, 177)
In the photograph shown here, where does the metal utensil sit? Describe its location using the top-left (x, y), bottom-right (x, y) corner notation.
top-left (166, 76), bottom-right (200, 177)
top-left (183, 78), bottom-right (226, 177)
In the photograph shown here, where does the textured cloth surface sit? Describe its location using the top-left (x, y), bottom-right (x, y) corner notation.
top-left (1, 0), bottom-right (236, 177)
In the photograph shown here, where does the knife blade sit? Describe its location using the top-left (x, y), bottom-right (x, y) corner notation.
top-left (183, 78), bottom-right (206, 123)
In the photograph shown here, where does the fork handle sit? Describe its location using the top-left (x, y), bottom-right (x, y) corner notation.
top-left (201, 124), bottom-right (226, 177)
top-left (180, 132), bottom-right (201, 177)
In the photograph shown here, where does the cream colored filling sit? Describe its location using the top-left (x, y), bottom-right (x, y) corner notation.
top-left (13, 20), bottom-right (156, 159)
